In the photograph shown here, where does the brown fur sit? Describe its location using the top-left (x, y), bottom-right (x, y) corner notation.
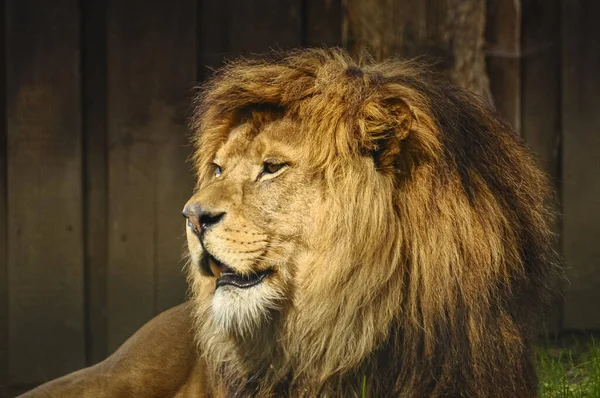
top-left (19, 304), bottom-right (210, 398)
top-left (20, 48), bottom-right (560, 398)
top-left (185, 48), bottom-right (561, 397)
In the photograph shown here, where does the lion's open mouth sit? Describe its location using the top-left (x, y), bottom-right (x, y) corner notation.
top-left (203, 254), bottom-right (272, 289)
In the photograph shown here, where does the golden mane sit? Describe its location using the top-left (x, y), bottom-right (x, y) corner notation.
top-left (189, 48), bottom-right (560, 397)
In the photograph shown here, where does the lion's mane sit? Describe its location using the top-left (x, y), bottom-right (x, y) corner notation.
top-left (189, 48), bottom-right (560, 397)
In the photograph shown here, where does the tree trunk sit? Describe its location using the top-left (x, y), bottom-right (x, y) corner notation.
top-left (344, 0), bottom-right (491, 101)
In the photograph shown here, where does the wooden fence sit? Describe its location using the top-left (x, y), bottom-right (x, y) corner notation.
top-left (0, 0), bottom-right (598, 395)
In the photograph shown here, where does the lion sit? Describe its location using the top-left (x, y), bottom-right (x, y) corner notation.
top-left (20, 48), bottom-right (560, 397)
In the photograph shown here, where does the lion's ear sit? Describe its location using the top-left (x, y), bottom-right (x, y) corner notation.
top-left (367, 97), bottom-right (414, 174)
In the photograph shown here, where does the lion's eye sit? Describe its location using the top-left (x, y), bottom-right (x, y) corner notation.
top-left (263, 162), bottom-right (285, 175)
top-left (212, 163), bottom-right (222, 177)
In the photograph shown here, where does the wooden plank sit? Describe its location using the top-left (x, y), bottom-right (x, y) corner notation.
top-left (154, 0), bottom-right (197, 313)
top-left (521, 0), bottom-right (561, 178)
top-left (107, 0), bottom-right (196, 352)
top-left (197, 0), bottom-right (230, 80)
top-left (82, 0), bottom-right (108, 365)
top-left (520, 0), bottom-right (562, 332)
top-left (485, 0), bottom-right (522, 131)
top-left (0, 0), bottom-right (7, 393)
top-left (229, 0), bottom-right (303, 53)
top-left (198, 0), bottom-right (305, 79)
top-left (6, 0), bottom-right (84, 384)
top-left (561, 0), bottom-right (600, 330)
top-left (304, 0), bottom-right (342, 47)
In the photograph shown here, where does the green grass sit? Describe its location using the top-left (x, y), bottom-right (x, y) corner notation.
top-left (538, 337), bottom-right (600, 397)
top-left (361, 374), bottom-right (367, 398)
top-left (358, 336), bottom-right (600, 397)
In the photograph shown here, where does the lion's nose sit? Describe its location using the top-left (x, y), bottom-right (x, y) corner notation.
top-left (182, 202), bottom-right (225, 233)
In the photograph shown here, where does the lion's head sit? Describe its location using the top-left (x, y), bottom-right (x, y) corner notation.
top-left (184, 48), bottom-right (560, 397)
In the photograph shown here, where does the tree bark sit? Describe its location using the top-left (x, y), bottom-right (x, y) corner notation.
top-left (344, 0), bottom-right (491, 101)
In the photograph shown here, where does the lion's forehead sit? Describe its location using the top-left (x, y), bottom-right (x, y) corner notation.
top-left (215, 119), bottom-right (303, 168)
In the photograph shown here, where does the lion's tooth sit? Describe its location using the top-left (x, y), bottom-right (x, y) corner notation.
top-left (208, 257), bottom-right (221, 278)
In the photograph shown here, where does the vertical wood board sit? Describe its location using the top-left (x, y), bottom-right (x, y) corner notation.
top-left (107, 0), bottom-right (196, 352)
top-left (229, 0), bottom-right (303, 53)
top-left (6, 0), bottom-right (84, 383)
top-left (0, 0), bottom-right (7, 392)
top-left (485, 0), bottom-right (522, 131)
top-left (82, 0), bottom-right (108, 365)
top-left (561, 0), bottom-right (600, 330)
top-left (197, 0), bottom-right (230, 80)
top-left (304, 0), bottom-right (342, 47)
top-left (520, 0), bottom-right (562, 333)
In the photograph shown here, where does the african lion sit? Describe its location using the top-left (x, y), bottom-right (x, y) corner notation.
top-left (21, 48), bottom-right (559, 397)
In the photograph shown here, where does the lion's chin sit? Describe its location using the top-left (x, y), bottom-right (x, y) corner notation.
top-left (211, 278), bottom-right (284, 338)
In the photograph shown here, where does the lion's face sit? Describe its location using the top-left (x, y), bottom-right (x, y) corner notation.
top-left (184, 117), bottom-right (320, 336)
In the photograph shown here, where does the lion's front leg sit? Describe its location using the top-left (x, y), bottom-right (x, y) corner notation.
top-left (18, 303), bottom-right (214, 398)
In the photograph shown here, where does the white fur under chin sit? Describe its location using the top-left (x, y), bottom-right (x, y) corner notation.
top-left (211, 281), bottom-right (283, 338)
